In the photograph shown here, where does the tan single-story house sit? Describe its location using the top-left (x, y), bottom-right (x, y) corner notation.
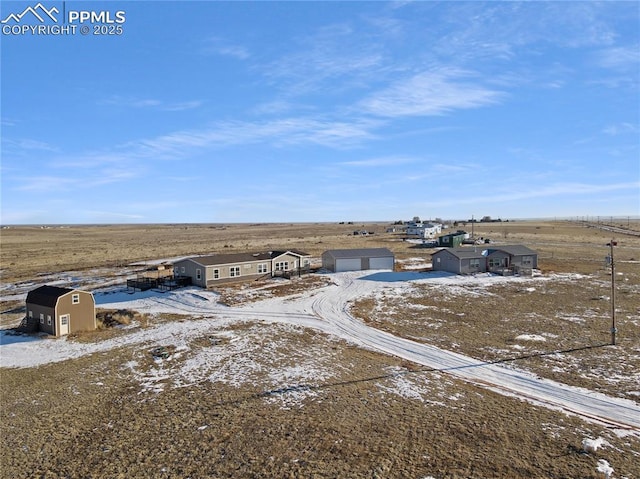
top-left (24, 285), bottom-right (96, 336)
top-left (431, 245), bottom-right (538, 275)
top-left (173, 249), bottom-right (311, 287)
top-left (322, 248), bottom-right (395, 272)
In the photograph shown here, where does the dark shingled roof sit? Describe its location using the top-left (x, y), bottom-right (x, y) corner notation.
top-left (432, 245), bottom-right (538, 259)
top-left (431, 248), bottom-right (486, 259)
top-left (26, 285), bottom-right (74, 308)
top-left (186, 250), bottom-right (310, 267)
top-left (487, 245), bottom-right (537, 256)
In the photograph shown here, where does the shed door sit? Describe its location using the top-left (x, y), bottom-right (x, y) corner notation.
top-left (370, 257), bottom-right (394, 270)
top-left (335, 258), bottom-right (362, 272)
top-left (59, 314), bottom-right (70, 335)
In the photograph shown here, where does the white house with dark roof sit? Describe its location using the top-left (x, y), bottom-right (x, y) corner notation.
top-left (321, 248), bottom-right (395, 272)
top-left (173, 250), bottom-right (311, 287)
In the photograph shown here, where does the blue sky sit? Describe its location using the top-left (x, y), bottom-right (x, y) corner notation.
top-left (1, 1), bottom-right (639, 224)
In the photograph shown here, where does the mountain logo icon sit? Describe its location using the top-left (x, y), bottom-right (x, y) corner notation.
top-left (1, 3), bottom-right (59, 24)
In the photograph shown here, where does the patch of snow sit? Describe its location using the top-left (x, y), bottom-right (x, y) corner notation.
top-left (376, 367), bottom-right (458, 408)
top-left (556, 314), bottom-right (586, 324)
top-left (582, 436), bottom-right (608, 453)
top-left (515, 334), bottom-right (547, 342)
top-left (597, 459), bottom-right (614, 478)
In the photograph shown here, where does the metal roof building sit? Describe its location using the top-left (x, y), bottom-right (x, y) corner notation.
top-left (321, 248), bottom-right (395, 272)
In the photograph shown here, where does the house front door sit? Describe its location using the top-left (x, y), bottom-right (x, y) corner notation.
top-left (59, 314), bottom-right (70, 335)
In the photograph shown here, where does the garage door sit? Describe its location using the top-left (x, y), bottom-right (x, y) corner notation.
top-left (369, 257), bottom-right (394, 270)
top-left (335, 258), bottom-right (362, 272)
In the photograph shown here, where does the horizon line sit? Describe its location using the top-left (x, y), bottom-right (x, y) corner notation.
top-left (3, 215), bottom-right (640, 228)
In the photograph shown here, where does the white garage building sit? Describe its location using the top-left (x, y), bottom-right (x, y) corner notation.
top-left (321, 248), bottom-right (395, 272)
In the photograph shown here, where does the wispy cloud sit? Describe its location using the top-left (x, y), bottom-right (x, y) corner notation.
top-left (14, 167), bottom-right (139, 192)
top-left (129, 117), bottom-right (380, 155)
top-left (1, 117), bottom-right (18, 127)
top-left (602, 123), bottom-right (640, 136)
top-left (51, 116), bottom-right (381, 175)
top-left (341, 156), bottom-right (417, 167)
top-left (427, 181), bottom-right (640, 208)
top-left (359, 68), bottom-right (503, 117)
top-left (262, 22), bottom-right (386, 96)
top-left (201, 37), bottom-right (250, 60)
top-left (101, 96), bottom-right (203, 111)
top-left (85, 211), bottom-right (145, 220)
top-left (594, 45), bottom-right (640, 71)
top-left (251, 100), bottom-right (306, 116)
top-left (14, 176), bottom-right (79, 192)
top-left (162, 100), bottom-right (204, 112)
top-left (2, 138), bottom-right (59, 152)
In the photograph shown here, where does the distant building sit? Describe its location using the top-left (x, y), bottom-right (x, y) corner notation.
top-left (431, 245), bottom-right (538, 275)
top-left (173, 250), bottom-right (311, 287)
top-left (437, 232), bottom-right (467, 248)
top-left (23, 285), bottom-right (96, 336)
top-left (406, 222), bottom-right (442, 239)
top-left (322, 248), bottom-right (395, 272)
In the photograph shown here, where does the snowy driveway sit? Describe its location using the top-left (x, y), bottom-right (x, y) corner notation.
top-left (247, 271), bottom-right (640, 431)
top-left (2, 270), bottom-right (639, 431)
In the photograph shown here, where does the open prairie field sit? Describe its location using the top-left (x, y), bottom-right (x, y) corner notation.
top-left (1, 220), bottom-right (640, 478)
top-left (1, 219), bottom-right (638, 283)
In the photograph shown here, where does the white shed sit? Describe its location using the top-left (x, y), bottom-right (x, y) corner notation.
top-left (321, 248), bottom-right (395, 272)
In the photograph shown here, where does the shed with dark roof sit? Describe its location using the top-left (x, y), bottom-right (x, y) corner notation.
top-left (25, 285), bottom-right (96, 336)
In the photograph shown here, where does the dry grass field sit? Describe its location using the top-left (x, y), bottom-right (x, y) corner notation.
top-left (1, 219), bottom-right (640, 478)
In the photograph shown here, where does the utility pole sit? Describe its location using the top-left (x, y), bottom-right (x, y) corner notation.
top-left (608, 240), bottom-right (617, 345)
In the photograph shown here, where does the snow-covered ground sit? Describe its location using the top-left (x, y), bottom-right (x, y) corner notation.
top-left (2, 270), bottom-right (639, 433)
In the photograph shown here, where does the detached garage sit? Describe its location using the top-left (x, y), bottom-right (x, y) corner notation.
top-left (322, 248), bottom-right (395, 272)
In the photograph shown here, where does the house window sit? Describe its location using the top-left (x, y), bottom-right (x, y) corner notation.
top-left (489, 258), bottom-right (501, 268)
top-left (230, 266), bottom-right (241, 277)
top-left (258, 264), bottom-right (268, 274)
top-left (470, 259), bottom-right (480, 268)
top-left (213, 269), bottom-right (219, 279)
top-left (275, 261), bottom-right (289, 271)
top-left (522, 256), bottom-right (532, 265)
top-left (181, 266), bottom-right (186, 274)
top-left (72, 294), bottom-right (80, 304)
top-left (303, 259), bottom-right (310, 267)
top-left (39, 313), bottom-right (44, 324)
top-left (47, 316), bottom-right (52, 326)
top-left (28, 310), bottom-right (33, 318)
top-left (196, 269), bottom-right (202, 280)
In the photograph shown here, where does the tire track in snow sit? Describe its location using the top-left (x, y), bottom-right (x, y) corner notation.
top-left (11, 274), bottom-right (637, 430)
top-left (301, 274), bottom-right (640, 431)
